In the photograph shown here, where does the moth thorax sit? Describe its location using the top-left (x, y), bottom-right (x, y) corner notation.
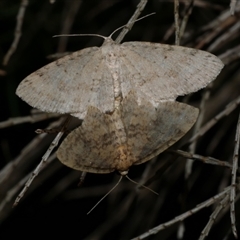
top-left (102, 44), bottom-right (122, 104)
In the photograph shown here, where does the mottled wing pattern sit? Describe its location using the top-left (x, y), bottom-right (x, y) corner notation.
top-left (57, 106), bottom-right (119, 173)
top-left (120, 42), bottom-right (224, 102)
top-left (16, 39), bottom-right (223, 119)
top-left (121, 94), bottom-right (199, 165)
top-left (16, 47), bottom-right (115, 119)
top-left (57, 92), bottom-right (199, 173)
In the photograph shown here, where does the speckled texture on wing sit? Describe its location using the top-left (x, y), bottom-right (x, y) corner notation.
top-left (57, 91), bottom-right (199, 173)
top-left (16, 39), bottom-right (223, 120)
top-left (16, 46), bottom-right (115, 119)
top-left (120, 93), bottom-right (199, 165)
top-left (120, 42), bottom-right (224, 102)
top-left (57, 106), bottom-right (121, 173)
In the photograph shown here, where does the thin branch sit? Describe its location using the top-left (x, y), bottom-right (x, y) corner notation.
top-left (169, 150), bottom-right (232, 169)
top-left (57, 0), bottom-right (83, 52)
top-left (131, 187), bottom-right (231, 240)
top-left (199, 194), bottom-right (230, 240)
top-left (230, 112), bottom-right (240, 239)
top-left (174, 0), bottom-right (180, 45)
top-left (0, 113), bottom-right (60, 129)
top-left (115, 0), bottom-right (148, 44)
top-left (179, 0), bottom-right (194, 41)
top-left (189, 96), bottom-right (240, 143)
top-left (185, 87), bottom-right (211, 178)
top-left (230, 0), bottom-right (237, 15)
top-left (208, 21), bottom-right (240, 52)
top-left (219, 44), bottom-right (240, 65)
top-left (3, 0), bottom-right (29, 66)
top-left (13, 117), bottom-right (70, 206)
top-left (0, 154), bottom-right (56, 216)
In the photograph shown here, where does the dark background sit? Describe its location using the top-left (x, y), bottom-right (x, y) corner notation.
top-left (0, 0), bottom-right (240, 239)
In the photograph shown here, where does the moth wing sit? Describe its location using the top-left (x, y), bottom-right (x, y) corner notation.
top-left (16, 47), bottom-right (115, 119)
top-left (121, 92), bottom-right (199, 165)
top-left (120, 42), bottom-right (223, 102)
top-left (57, 106), bottom-right (118, 173)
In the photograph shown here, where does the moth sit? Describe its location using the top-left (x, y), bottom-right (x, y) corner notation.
top-left (16, 34), bottom-right (223, 119)
top-left (57, 92), bottom-right (199, 174)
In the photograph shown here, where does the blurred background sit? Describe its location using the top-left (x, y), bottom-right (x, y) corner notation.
top-left (0, 0), bottom-right (240, 239)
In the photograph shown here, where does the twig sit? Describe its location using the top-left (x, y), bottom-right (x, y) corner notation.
top-left (3, 0), bottom-right (29, 66)
top-left (218, 44), bottom-right (240, 65)
top-left (13, 117), bottom-right (70, 206)
top-left (0, 117), bottom-right (66, 186)
top-left (163, 0), bottom-right (195, 43)
top-left (115, 0), bottom-right (148, 44)
top-left (174, 0), bottom-right (180, 45)
top-left (57, 0), bottom-right (83, 52)
top-left (0, 113), bottom-right (60, 129)
top-left (199, 194), bottom-right (230, 240)
top-left (230, 112), bottom-right (240, 239)
top-left (208, 20), bottom-right (240, 52)
top-left (201, 1), bottom-right (240, 32)
top-left (185, 87), bottom-right (211, 178)
top-left (230, 0), bottom-right (237, 15)
top-left (78, 171), bottom-right (87, 186)
top-left (0, 154), bottom-right (56, 217)
top-left (169, 150), bottom-right (232, 169)
top-left (131, 187), bottom-right (231, 240)
top-left (189, 96), bottom-right (240, 143)
top-left (179, 0), bottom-right (194, 41)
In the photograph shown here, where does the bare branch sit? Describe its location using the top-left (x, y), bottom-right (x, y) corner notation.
top-left (3, 0), bottom-right (28, 66)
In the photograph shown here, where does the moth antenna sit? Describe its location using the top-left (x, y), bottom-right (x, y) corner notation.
top-left (54, 13), bottom-right (155, 40)
top-left (109, 12), bottom-right (156, 39)
top-left (53, 33), bottom-right (107, 40)
top-left (125, 175), bottom-right (159, 196)
top-left (87, 176), bottom-right (123, 215)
